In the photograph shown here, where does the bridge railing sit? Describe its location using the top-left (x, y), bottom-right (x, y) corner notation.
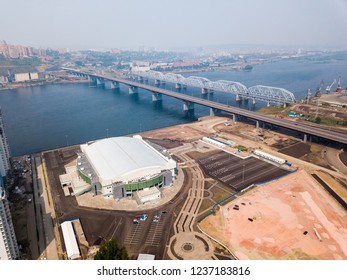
top-left (131, 70), bottom-right (296, 104)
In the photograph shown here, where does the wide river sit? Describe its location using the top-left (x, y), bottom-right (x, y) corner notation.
top-left (1, 59), bottom-right (346, 156)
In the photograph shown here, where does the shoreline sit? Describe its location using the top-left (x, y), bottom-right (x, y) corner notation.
top-left (0, 79), bottom-right (89, 91)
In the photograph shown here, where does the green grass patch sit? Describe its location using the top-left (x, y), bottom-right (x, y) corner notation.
top-left (210, 186), bottom-right (233, 202)
top-left (303, 115), bottom-right (347, 127)
top-left (198, 199), bottom-right (215, 214)
top-left (233, 145), bottom-right (248, 152)
top-left (256, 106), bottom-right (292, 115)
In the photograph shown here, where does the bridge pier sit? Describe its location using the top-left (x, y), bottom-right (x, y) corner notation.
top-left (209, 89), bottom-right (214, 94)
top-left (104, 80), bottom-right (119, 89)
top-left (267, 101), bottom-right (271, 107)
top-left (283, 103), bottom-right (287, 108)
top-left (128, 86), bottom-right (138, 94)
top-left (256, 120), bottom-right (260, 129)
top-left (236, 94), bottom-right (242, 101)
top-left (209, 108), bottom-right (221, 116)
top-left (176, 83), bottom-right (182, 89)
top-left (252, 98), bottom-right (256, 105)
top-left (202, 88), bottom-right (208, 95)
top-left (96, 78), bottom-right (104, 86)
top-left (113, 81), bottom-right (119, 89)
top-left (303, 134), bottom-right (313, 142)
top-left (155, 79), bottom-right (161, 86)
top-left (232, 114), bottom-right (238, 123)
top-left (152, 91), bottom-right (162, 102)
top-left (183, 101), bottom-right (194, 112)
top-left (244, 96), bottom-right (249, 102)
top-left (138, 76), bottom-right (143, 82)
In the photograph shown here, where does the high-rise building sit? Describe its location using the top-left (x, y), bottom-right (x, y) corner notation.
top-left (0, 188), bottom-right (19, 260)
top-left (0, 108), bottom-right (11, 178)
top-left (0, 109), bottom-right (18, 260)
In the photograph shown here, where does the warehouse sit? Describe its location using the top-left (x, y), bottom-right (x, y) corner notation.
top-left (253, 150), bottom-right (286, 165)
top-left (76, 135), bottom-right (177, 200)
top-left (61, 221), bottom-right (80, 260)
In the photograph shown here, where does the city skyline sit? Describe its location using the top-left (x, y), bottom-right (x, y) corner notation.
top-left (0, 0), bottom-right (347, 50)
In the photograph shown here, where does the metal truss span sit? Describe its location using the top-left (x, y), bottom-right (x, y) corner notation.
top-left (132, 70), bottom-right (296, 104)
top-left (248, 85), bottom-right (296, 104)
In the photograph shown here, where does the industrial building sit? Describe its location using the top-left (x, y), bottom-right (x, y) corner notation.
top-left (14, 72), bottom-right (39, 82)
top-left (253, 150), bottom-right (286, 165)
top-left (60, 221), bottom-right (80, 260)
top-left (60, 135), bottom-right (177, 202)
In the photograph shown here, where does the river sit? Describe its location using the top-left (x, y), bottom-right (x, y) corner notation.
top-left (1, 59), bottom-right (346, 156)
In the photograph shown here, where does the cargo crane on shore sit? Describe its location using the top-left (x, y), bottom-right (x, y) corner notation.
top-left (326, 79), bottom-right (336, 93)
top-left (306, 88), bottom-right (312, 103)
top-left (315, 80), bottom-right (324, 97)
top-left (336, 76), bottom-right (342, 92)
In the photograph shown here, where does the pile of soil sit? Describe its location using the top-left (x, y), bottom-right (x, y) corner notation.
top-left (279, 142), bottom-right (311, 158)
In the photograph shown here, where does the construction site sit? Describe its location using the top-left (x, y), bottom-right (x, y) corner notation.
top-left (145, 114), bottom-right (347, 259)
top-left (9, 114), bottom-right (347, 260)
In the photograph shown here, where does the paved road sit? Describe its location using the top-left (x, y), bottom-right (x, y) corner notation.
top-left (323, 147), bottom-right (347, 175)
top-left (167, 143), bottom-right (218, 260)
top-left (30, 155), bottom-right (59, 260)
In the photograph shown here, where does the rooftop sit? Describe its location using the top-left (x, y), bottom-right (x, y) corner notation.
top-left (81, 135), bottom-right (175, 185)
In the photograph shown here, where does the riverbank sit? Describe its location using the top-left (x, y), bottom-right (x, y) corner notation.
top-left (0, 79), bottom-right (89, 91)
top-left (256, 102), bottom-right (347, 129)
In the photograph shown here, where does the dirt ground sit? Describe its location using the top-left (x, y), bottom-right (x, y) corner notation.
top-left (213, 120), bottom-right (337, 170)
top-left (199, 170), bottom-right (347, 260)
top-left (140, 122), bottom-right (207, 142)
top-left (291, 103), bottom-right (347, 121)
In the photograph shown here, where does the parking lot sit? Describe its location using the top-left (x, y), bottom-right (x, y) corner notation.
top-left (43, 147), bottom-right (176, 259)
top-left (125, 212), bottom-right (168, 248)
top-left (198, 151), bottom-right (290, 191)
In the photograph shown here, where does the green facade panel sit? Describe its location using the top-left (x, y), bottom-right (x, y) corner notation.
top-left (125, 175), bottom-right (163, 191)
top-left (78, 169), bottom-right (92, 184)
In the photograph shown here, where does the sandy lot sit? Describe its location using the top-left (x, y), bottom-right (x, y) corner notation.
top-left (200, 170), bottom-right (347, 260)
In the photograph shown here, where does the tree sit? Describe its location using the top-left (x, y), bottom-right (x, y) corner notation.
top-left (94, 240), bottom-right (128, 260)
top-left (315, 117), bottom-right (321, 124)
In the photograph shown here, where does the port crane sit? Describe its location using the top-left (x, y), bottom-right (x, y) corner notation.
top-left (336, 76), bottom-right (342, 91)
top-left (326, 79), bottom-right (336, 93)
top-left (315, 80), bottom-right (324, 97)
top-left (306, 88), bottom-right (311, 103)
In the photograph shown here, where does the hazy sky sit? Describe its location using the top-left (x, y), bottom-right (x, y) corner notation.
top-left (0, 0), bottom-right (347, 50)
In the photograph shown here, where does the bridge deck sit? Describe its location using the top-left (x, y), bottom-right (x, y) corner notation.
top-left (62, 68), bottom-right (347, 145)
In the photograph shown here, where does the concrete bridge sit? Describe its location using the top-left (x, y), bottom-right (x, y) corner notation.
top-left (62, 68), bottom-right (347, 145)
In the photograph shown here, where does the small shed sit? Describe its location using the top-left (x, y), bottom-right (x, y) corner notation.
top-left (134, 186), bottom-right (161, 205)
top-left (61, 221), bottom-right (80, 260)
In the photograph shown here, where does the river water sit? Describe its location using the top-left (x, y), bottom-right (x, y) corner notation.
top-left (1, 59), bottom-right (346, 156)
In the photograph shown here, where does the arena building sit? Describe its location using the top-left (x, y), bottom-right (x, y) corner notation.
top-left (67, 135), bottom-right (177, 201)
